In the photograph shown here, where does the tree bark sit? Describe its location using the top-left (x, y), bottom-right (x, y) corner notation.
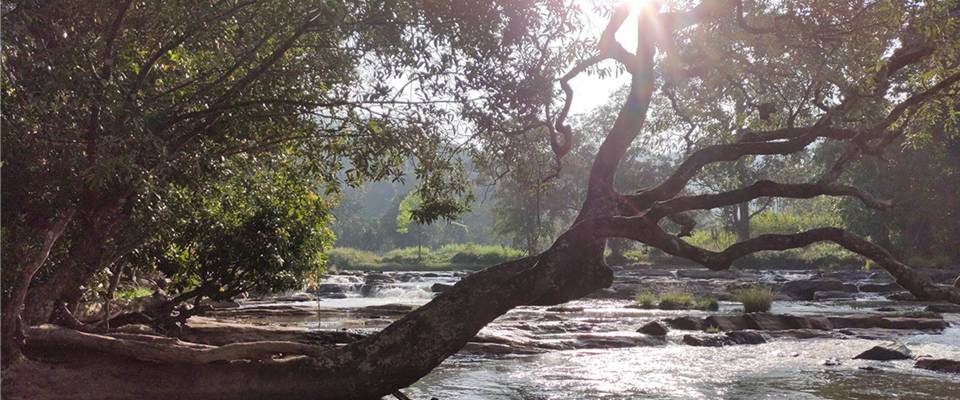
top-left (1, 209), bottom-right (75, 367)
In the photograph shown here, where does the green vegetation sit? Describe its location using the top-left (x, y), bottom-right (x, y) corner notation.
top-left (635, 291), bottom-right (657, 308)
top-left (735, 286), bottom-right (775, 313)
top-left (115, 288), bottom-right (153, 301)
top-left (634, 291), bottom-right (719, 311)
top-left (326, 244), bottom-right (524, 271)
top-left (704, 325), bottom-right (721, 334)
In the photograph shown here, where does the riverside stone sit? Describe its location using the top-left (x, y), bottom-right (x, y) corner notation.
top-left (853, 343), bottom-right (912, 361)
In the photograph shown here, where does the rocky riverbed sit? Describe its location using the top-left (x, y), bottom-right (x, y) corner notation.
top-left (192, 265), bottom-right (960, 399)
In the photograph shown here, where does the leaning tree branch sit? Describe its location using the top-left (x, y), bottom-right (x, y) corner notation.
top-left (645, 180), bottom-right (892, 220)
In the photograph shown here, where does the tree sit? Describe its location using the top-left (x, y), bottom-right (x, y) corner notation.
top-left (2, 0), bottom-right (586, 363)
top-left (5, 1), bottom-right (960, 399)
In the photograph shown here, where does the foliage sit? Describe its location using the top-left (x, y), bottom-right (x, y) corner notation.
top-left (326, 244), bottom-right (523, 270)
top-left (115, 287), bottom-right (153, 301)
top-left (735, 286), bottom-right (775, 313)
top-left (140, 157), bottom-right (336, 302)
top-left (634, 291), bottom-right (657, 308)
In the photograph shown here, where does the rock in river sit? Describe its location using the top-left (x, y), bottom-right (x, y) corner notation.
top-left (853, 342), bottom-right (913, 361)
top-left (915, 358), bottom-right (960, 373)
top-left (637, 321), bottom-right (668, 336)
top-left (431, 283), bottom-right (453, 293)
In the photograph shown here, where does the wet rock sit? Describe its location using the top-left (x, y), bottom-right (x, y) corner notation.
top-left (560, 333), bottom-right (664, 350)
top-left (887, 291), bottom-right (917, 301)
top-left (431, 283), bottom-right (453, 293)
top-left (813, 290), bottom-right (857, 301)
top-left (676, 270), bottom-right (737, 280)
top-left (725, 331), bottom-right (766, 345)
top-left (664, 316), bottom-right (704, 331)
top-left (704, 315), bottom-right (752, 332)
top-left (637, 321), bottom-right (669, 336)
top-left (765, 329), bottom-right (847, 340)
top-left (875, 307), bottom-right (898, 312)
top-left (682, 334), bottom-right (731, 347)
top-left (854, 342), bottom-right (913, 361)
top-left (747, 313), bottom-right (801, 330)
top-left (274, 293), bottom-right (314, 302)
top-left (364, 273), bottom-right (394, 283)
top-left (781, 279), bottom-right (857, 300)
top-left (459, 342), bottom-right (545, 355)
top-left (310, 283), bottom-right (345, 296)
top-left (826, 315), bottom-right (946, 331)
top-left (915, 358), bottom-right (960, 373)
top-left (858, 282), bottom-right (902, 293)
top-left (546, 306), bottom-right (584, 313)
top-left (822, 270), bottom-right (869, 281)
top-left (362, 303), bottom-right (416, 315)
top-left (925, 303), bottom-right (960, 314)
top-left (823, 357), bottom-right (842, 366)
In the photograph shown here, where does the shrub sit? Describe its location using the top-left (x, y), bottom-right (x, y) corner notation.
top-left (635, 291), bottom-right (657, 308)
top-left (657, 292), bottom-right (694, 310)
top-left (694, 297), bottom-right (719, 311)
top-left (704, 325), bottom-right (720, 334)
top-left (735, 286), bottom-right (774, 313)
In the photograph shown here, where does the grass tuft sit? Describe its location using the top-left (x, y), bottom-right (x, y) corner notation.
top-left (735, 285), bottom-right (775, 313)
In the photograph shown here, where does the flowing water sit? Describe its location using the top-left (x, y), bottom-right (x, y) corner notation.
top-left (241, 271), bottom-right (960, 399)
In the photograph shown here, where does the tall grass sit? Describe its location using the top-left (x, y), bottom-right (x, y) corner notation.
top-left (735, 285), bottom-right (775, 313)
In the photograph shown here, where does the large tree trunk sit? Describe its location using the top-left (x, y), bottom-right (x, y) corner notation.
top-left (1, 209), bottom-right (75, 367)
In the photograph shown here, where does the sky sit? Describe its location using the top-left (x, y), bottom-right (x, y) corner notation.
top-left (566, 2), bottom-right (644, 115)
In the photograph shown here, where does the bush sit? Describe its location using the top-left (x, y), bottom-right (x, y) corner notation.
top-left (735, 286), bottom-right (774, 313)
top-left (657, 292), bottom-right (694, 310)
top-left (635, 291), bottom-right (656, 308)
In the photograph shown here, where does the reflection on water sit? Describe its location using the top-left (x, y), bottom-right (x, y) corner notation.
top-left (234, 272), bottom-right (960, 399)
top-left (408, 336), bottom-right (960, 400)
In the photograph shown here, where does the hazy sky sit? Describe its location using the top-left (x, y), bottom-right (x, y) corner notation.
top-left (566, 3), bottom-right (643, 115)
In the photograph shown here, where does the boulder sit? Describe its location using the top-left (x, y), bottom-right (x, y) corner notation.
top-left (853, 342), bottom-right (913, 361)
top-left (310, 283), bottom-right (345, 295)
top-left (915, 358), bottom-right (960, 373)
top-left (431, 283), bottom-right (453, 293)
top-left (746, 313), bottom-right (795, 330)
top-left (725, 330), bottom-right (766, 345)
top-left (664, 316), bottom-right (703, 331)
top-left (704, 315), bottom-right (753, 332)
top-left (813, 290), bottom-right (857, 301)
top-left (781, 279), bottom-right (857, 300)
top-left (682, 334), bottom-right (730, 347)
top-left (637, 321), bottom-right (669, 336)
top-left (364, 273), bottom-right (394, 283)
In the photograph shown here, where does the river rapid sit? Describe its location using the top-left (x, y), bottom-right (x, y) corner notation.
top-left (229, 268), bottom-right (960, 400)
